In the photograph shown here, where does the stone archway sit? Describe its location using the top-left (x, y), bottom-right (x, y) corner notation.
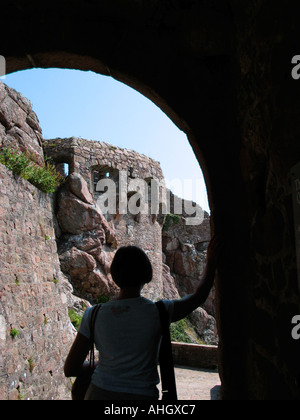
top-left (2, 0), bottom-right (300, 400)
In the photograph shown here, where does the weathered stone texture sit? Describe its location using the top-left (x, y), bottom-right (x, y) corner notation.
top-left (0, 81), bottom-right (43, 161)
top-left (172, 343), bottom-right (218, 370)
top-left (162, 211), bottom-right (217, 344)
top-left (57, 174), bottom-right (119, 301)
top-left (43, 137), bottom-right (164, 192)
top-left (0, 163), bottom-right (74, 400)
top-left (46, 138), bottom-right (166, 302)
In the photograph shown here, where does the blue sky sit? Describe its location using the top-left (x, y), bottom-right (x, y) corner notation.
top-left (3, 68), bottom-right (210, 212)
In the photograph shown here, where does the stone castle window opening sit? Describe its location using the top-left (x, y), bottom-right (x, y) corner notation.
top-left (93, 166), bottom-right (120, 193)
top-left (64, 163), bottom-right (69, 176)
top-left (54, 162), bottom-right (70, 178)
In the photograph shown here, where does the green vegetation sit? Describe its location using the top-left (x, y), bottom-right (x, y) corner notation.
top-left (53, 277), bottom-right (59, 285)
top-left (68, 309), bottom-right (83, 331)
top-left (0, 146), bottom-right (64, 193)
top-left (10, 328), bottom-right (20, 339)
top-left (170, 316), bottom-right (205, 344)
top-left (17, 385), bottom-right (25, 400)
top-left (163, 214), bottom-right (181, 232)
top-left (170, 319), bottom-right (193, 344)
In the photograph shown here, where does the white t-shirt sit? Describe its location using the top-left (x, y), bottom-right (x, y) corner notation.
top-left (79, 297), bottom-right (174, 398)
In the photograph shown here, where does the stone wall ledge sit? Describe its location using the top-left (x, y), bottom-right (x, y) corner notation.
top-left (172, 342), bottom-right (218, 370)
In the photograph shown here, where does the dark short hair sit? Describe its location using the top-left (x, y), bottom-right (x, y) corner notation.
top-left (110, 246), bottom-right (153, 289)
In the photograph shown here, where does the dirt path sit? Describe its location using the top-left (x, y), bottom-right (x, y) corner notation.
top-left (174, 366), bottom-right (221, 400)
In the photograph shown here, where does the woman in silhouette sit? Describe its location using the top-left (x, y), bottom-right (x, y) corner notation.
top-left (64, 236), bottom-right (223, 400)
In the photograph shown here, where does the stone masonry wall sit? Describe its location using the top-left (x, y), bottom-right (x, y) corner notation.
top-left (0, 163), bottom-right (74, 400)
top-left (0, 82), bottom-right (75, 400)
top-left (43, 137), bottom-right (164, 191)
top-left (44, 138), bottom-right (166, 302)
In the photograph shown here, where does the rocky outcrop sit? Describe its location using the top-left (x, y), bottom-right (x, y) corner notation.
top-left (162, 210), bottom-right (218, 345)
top-left (0, 81), bottom-right (43, 161)
top-left (56, 173), bottom-right (119, 302)
top-left (162, 262), bottom-right (181, 300)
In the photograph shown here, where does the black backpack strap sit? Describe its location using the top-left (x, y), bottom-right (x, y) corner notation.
top-left (155, 301), bottom-right (178, 401)
top-left (89, 304), bottom-right (102, 368)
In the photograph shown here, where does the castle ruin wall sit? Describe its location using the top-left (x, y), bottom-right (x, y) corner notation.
top-left (44, 138), bottom-right (166, 301)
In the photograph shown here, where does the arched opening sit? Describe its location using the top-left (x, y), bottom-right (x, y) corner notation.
top-left (3, 66), bottom-right (219, 399)
top-left (2, 0), bottom-right (300, 401)
top-left (0, 48), bottom-right (250, 400)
